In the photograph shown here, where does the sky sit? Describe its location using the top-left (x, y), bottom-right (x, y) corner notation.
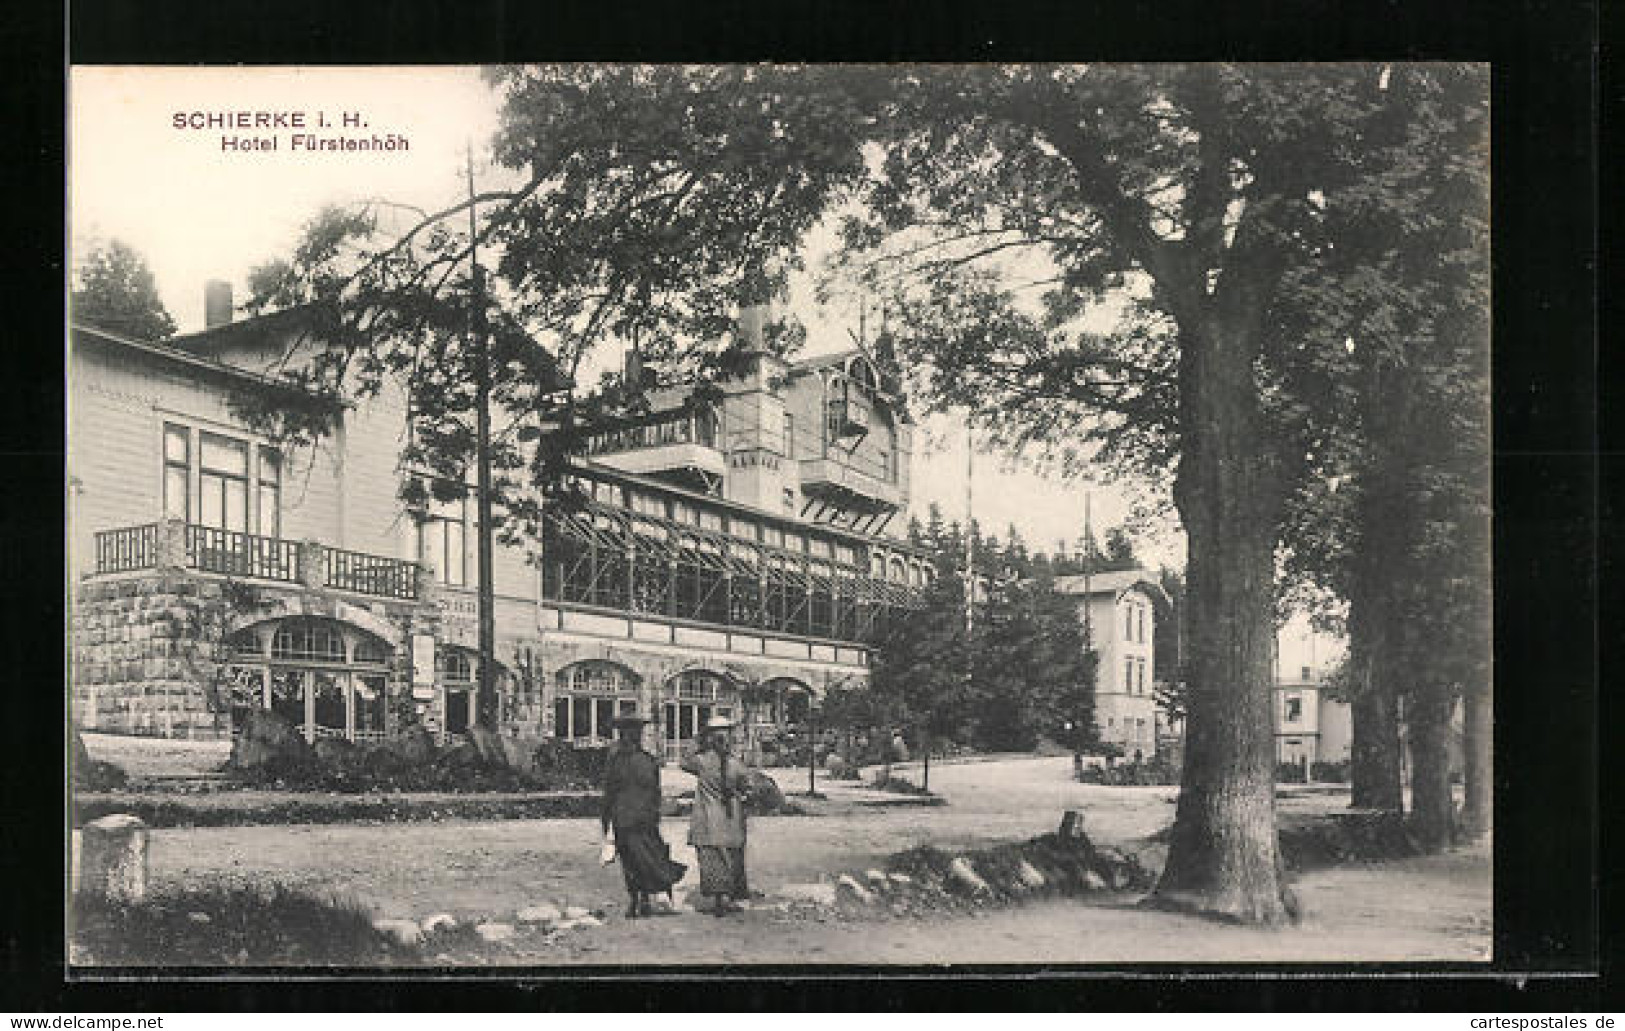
top-left (68, 65), bottom-right (1194, 575)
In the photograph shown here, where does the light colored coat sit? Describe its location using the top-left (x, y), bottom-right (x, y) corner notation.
top-left (681, 748), bottom-right (749, 847)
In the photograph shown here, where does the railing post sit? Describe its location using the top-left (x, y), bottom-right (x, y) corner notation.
top-left (415, 562), bottom-right (439, 606)
top-left (155, 518), bottom-right (188, 570)
top-left (297, 539), bottom-right (326, 590)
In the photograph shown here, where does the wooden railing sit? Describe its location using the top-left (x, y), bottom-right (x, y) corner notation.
top-left (92, 522), bottom-right (420, 601)
top-left (582, 408), bottom-right (718, 456)
top-left (324, 545), bottom-right (419, 600)
top-left (95, 523), bottom-right (158, 573)
top-left (185, 524), bottom-right (300, 583)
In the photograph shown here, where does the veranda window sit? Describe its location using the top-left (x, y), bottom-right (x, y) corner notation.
top-left (199, 432), bottom-right (249, 533)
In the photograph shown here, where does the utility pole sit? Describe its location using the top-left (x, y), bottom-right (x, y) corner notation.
top-left (1082, 488), bottom-right (1094, 650)
top-left (964, 423), bottom-right (974, 635)
top-left (467, 142), bottom-right (498, 730)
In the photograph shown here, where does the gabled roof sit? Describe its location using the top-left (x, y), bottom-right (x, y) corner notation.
top-left (1052, 568), bottom-right (1170, 605)
top-left (165, 305), bottom-right (313, 355)
top-left (70, 321), bottom-right (332, 403)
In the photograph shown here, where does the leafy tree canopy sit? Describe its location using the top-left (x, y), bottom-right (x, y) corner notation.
top-left (72, 239), bottom-right (177, 341)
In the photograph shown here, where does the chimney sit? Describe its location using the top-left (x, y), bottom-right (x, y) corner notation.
top-left (735, 297), bottom-right (781, 354)
top-left (204, 280), bottom-right (234, 329)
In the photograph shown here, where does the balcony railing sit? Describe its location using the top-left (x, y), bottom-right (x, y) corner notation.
top-left (91, 521), bottom-right (420, 601)
top-left (186, 524), bottom-right (300, 583)
top-left (95, 523), bottom-right (158, 573)
top-left (582, 408), bottom-right (719, 457)
top-left (325, 545), bottom-right (419, 600)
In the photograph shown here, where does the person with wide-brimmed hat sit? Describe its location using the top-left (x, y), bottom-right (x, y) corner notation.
top-left (680, 714), bottom-right (752, 915)
top-left (600, 711), bottom-right (686, 918)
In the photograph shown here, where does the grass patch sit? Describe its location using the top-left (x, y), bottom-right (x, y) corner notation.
top-left (71, 882), bottom-right (414, 966)
top-left (73, 792), bottom-right (603, 828)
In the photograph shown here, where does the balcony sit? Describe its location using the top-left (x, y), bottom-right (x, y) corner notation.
top-left (582, 408), bottom-right (726, 488)
top-left (91, 521), bottom-right (421, 600)
top-left (798, 455), bottom-right (904, 513)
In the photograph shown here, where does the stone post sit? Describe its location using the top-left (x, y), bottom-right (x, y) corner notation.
top-left (414, 562), bottom-right (439, 607)
top-left (155, 518), bottom-right (188, 570)
top-left (297, 539), bottom-right (326, 590)
top-left (78, 814), bottom-right (148, 903)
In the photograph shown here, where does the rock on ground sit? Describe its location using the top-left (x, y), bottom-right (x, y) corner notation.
top-left (474, 922), bottom-right (515, 943)
top-left (421, 913), bottom-right (458, 935)
top-left (516, 905), bottom-right (562, 924)
top-left (779, 882), bottom-right (838, 906)
top-left (373, 918), bottom-right (423, 946)
top-left (948, 857), bottom-right (992, 895)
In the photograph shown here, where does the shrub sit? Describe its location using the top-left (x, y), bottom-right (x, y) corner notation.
top-left (71, 882), bottom-right (413, 966)
top-left (868, 773), bottom-right (934, 797)
top-left (1310, 760), bottom-right (1351, 783)
top-left (1275, 761), bottom-right (1308, 783)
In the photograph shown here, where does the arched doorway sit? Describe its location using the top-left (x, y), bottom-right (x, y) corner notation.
top-left (661, 669), bottom-right (739, 760)
top-left (552, 660), bottom-right (641, 746)
top-left (225, 617), bottom-right (395, 742)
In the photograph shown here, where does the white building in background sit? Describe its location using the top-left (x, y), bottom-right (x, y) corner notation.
top-left (1273, 619), bottom-right (1351, 769)
top-left (1054, 569), bottom-right (1166, 760)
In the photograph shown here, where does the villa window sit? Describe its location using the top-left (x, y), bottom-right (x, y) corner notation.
top-left (199, 432), bottom-right (250, 534)
top-left (417, 491), bottom-right (467, 586)
top-left (1124, 657), bottom-right (1134, 692)
top-left (554, 661), bottom-right (638, 744)
top-left (163, 423), bottom-right (190, 521)
top-left (1284, 694), bottom-right (1304, 723)
top-left (272, 620), bottom-right (346, 663)
top-left (228, 619), bottom-right (394, 742)
top-left (257, 448), bottom-right (281, 539)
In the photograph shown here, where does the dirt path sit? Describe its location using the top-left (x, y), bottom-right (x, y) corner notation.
top-left (127, 758), bottom-right (1490, 964)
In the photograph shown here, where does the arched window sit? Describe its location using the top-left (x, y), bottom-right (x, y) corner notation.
top-left (228, 618), bottom-right (394, 743)
top-left (553, 661), bottom-right (639, 744)
top-left (659, 670), bottom-right (739, 757)
top-left (870, 552), bottom-right (887, 579)
top-left (272, 620), bottom-right (346, 663)
top-left (353, 634), bottom-right (390, 666)
top-left (228, 627), bottom-right (264, 657)
top-left (889, 556), bottom-right (908, 583)
top-left (763, 677), bottom-right (812, 726)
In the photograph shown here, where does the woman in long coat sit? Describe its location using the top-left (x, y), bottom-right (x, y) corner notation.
top-left (680, 716), bottom-right (751, 916)
top-left (600, 713), bottom-right (686, 918)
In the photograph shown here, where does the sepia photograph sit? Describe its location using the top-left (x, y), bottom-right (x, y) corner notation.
top-left (65, 62), bottom-right (1494, 970)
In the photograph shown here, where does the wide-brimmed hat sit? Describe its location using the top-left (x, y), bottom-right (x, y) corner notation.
top-left (704, 715), bottom-right (735, 731)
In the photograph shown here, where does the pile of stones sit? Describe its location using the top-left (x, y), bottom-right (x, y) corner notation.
top-left (370, 900), bottom-right (610, 950)
top-left (776, 811), bottom-right (1153, 919)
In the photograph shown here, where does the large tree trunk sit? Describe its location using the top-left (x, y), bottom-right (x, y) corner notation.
top-left (1148, 319), bottom-right (1295, 925)
top-left (1347, 606), bottom-right (1404, 811)
top-left (1460, 679), bottom-right (1491, 838)
top-left (1406, 689), bottom-right (1457, 851)
top-left (1350, 683), bottom-right (1404, 810)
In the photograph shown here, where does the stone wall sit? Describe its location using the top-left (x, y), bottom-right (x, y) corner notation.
top-left (71, 574), bottom-right (233, 738)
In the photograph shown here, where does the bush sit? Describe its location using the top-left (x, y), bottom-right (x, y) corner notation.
top-left (1275, 761), bottom-right (1308, 783)
top-left (226, 727), bottom-right (603, 793)
top-left (1077, 755), bottom-right (1180, 786)
top-left (868, 773), bottom-right (934, 797)
top-left (72, 730), bottom-right (128, 792)
top-left (1310, 760), bottom-right (1351, 783)
top-left (71, 882), bottom-right (413, 966)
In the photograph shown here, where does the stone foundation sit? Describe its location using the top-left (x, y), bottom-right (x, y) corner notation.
top-left (71, 574), bottom-right (229, 738)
